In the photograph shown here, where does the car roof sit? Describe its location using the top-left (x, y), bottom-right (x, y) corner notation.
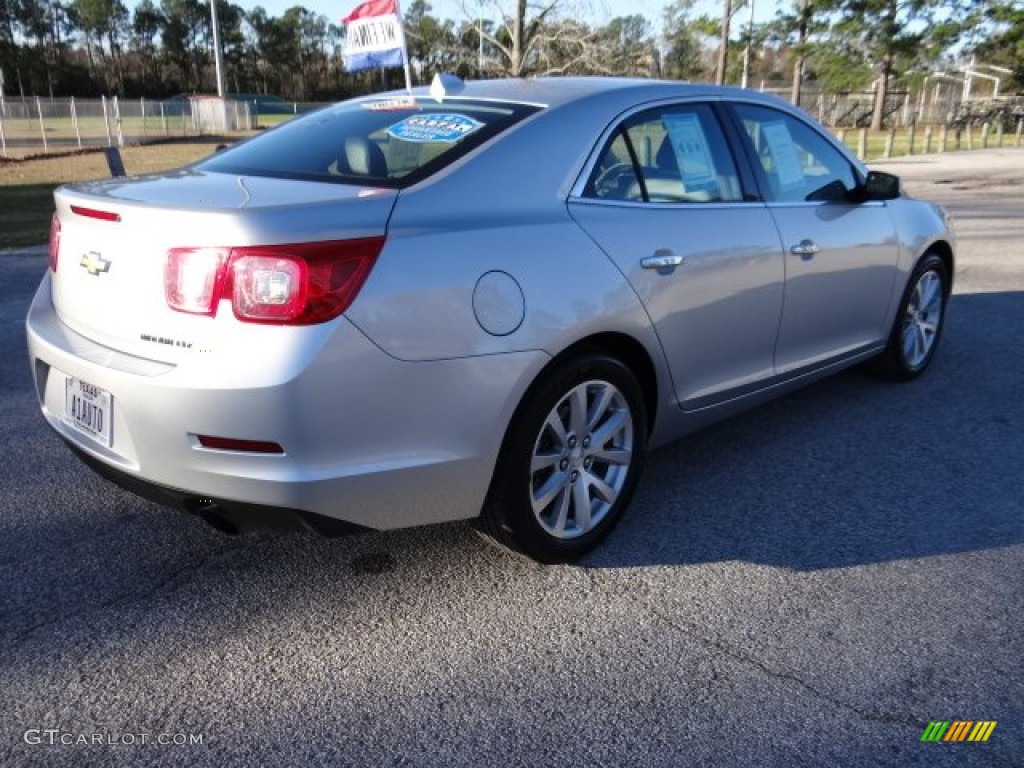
top-left (373, 76), bottom-right (788, 111)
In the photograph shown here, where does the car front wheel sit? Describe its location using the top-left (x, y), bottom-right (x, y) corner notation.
top-left (478, 353), bottom-right (648, 563)
top-left (876, 253), bottom-right (949, 380)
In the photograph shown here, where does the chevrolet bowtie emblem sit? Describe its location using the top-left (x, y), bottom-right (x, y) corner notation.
top-left (80, 251), bottom-right (111, 276)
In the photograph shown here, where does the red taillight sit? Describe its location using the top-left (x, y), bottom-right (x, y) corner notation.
top-left (196, 435), bottom-right (284, 454)
top-left (164, 238), bottom-right (383, 325)
top-left (70, 205), bottom-right (121, 222)
top-left (49, 213), bottom-right (61, 272)
top-left (165, 247), bottom-right (230, 315)
top-left (230, 254), bottom-right (307, 322)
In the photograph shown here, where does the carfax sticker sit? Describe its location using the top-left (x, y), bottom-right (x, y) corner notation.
top-left (386, 113), bottom-right (483, 143)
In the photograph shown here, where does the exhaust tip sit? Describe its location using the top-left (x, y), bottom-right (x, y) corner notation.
top-left (185, 498), bottom-right (240, 535)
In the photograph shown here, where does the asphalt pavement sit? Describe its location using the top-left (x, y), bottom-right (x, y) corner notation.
top-left (1, 149), bottom-right (1022, 767)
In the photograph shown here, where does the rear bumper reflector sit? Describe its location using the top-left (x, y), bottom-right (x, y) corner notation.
top-left (196, 435), bottom-right (284, 454)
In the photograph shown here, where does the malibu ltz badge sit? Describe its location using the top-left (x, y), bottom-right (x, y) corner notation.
top-left (80, 251), bottom-right (111, 276)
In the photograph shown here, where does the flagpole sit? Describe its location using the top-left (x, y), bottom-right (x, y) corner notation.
top-left (393, 0), bottom-right (414, 93)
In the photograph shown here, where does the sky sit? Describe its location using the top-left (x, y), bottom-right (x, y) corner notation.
top-left (226, 0), bottom-right (784, 32)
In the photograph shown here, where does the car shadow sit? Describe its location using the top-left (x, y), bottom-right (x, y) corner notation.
top-left (582, 290), bottom-right (1024, 571)
top-left (3, 289), bottom-right (1021, 585)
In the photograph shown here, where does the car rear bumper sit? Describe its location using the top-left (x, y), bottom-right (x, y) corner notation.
top-left (26, 274), bottom-right (549, 531)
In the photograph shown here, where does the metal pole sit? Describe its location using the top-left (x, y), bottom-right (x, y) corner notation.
top-left (741, 0), bottom-right (755, 89)
top-left (113, 95), bottom-right (124, 147)
top-left (209, 0), bottom-right (226, 97)
top-left (962, 54), bottom-right (974, 101)
top-left (102, 95), bottom-right (112, 146)
top-left (71, 96), bottom-right (81, 148)
top-left (394, 0), bottom-right (413, 92)
top-left (36, 96), bottom-right (48, 153)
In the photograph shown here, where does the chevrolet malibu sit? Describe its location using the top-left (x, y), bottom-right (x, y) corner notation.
top-left (26, 77), bottom-right (953, 562)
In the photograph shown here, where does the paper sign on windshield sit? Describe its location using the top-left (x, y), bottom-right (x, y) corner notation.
top-left (387, 113), bottom-right (482, 143)
top-left (761, 121), bottom-right (805, 190)
top-left (662, 113), bottom-right (717, 192)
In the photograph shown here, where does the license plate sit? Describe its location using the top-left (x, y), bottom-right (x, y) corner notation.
top-left (65, 377), bottom-right (113, 447)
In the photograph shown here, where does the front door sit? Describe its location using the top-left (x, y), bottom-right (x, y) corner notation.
top-left (729, 104), bottom-right (901, 373)
top-left (569, 102), bottom-right (786, 408)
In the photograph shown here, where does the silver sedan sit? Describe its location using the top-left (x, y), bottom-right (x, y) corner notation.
top-left (26, 77), bottom-right (954, 562)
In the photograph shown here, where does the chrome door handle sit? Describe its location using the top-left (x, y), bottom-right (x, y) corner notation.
top-left (641, 254), bottom-right (685, 269)
top-left (790, 239), bottom-right (820, 257)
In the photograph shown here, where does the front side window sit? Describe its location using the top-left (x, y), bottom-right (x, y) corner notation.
top-left (585, 104), bottom-right (742, 204)
top-left (733, 104), bottom-right (858, 203)
top-left (196, 98), bottom-right (540, 188)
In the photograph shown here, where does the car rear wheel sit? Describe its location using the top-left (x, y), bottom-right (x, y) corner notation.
top-left (477, 353), bottom-right (647, 563)
top-left (875, 253), bottom-right (949, 380)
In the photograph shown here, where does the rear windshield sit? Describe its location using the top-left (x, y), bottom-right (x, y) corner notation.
top-left (196, 97), bottom-right (541, 188)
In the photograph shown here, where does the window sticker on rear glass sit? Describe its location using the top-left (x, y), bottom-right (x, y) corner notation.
top-left (386, 113), bottom-right (483, 143)
top-left (661, 113), bottom-right (717, 192)
top-left (760, 120), bottom-right (805, 190)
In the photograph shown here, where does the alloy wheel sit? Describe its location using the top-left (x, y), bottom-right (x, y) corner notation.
top-left (529, 379), bottom-right (634, 539)
top-left (901, 270), bottom-right (944, 369)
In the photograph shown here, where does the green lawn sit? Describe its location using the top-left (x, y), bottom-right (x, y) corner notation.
top-left (252, 113), bottom-right (298, 128)
top-left (834, 125), bottom-right (1022, 161)
top-left (3, 121), bottom-right (1020, 249)
top-left (0, 140), bottom-right (229, 248)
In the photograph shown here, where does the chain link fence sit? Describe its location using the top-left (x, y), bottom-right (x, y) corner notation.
top-left (0, 96), bottom-right (255, 158)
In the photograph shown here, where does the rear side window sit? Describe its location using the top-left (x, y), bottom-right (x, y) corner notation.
top-left (196, 98), bottom-right (540, 188)
top-left (585, 104), bottom-right (742, 203)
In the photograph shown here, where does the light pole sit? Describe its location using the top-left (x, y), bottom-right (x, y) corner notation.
top-left (741, 0), bottom-right (755, 89)
top-left (209, 0), bottom-right (226, 97)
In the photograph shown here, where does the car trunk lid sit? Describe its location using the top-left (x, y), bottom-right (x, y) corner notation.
top-left (51, 172), bottom-right (397, 363)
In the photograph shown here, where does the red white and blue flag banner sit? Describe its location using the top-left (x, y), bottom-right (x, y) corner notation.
top-left (342, 0), bottom-right (407, 72)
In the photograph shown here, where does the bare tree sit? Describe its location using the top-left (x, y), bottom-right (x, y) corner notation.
top-left (462, 0), bottom-right (581, 76)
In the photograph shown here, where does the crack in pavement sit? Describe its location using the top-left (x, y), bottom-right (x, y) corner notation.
top-left (583, 568), bottom-right (923, 732)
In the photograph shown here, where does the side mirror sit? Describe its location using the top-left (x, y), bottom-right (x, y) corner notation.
top-left (861, 170), bottom-right (902, 201)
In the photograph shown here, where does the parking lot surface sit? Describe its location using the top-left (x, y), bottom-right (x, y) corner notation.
top-left (2, 149), bottom-right (1022, 767)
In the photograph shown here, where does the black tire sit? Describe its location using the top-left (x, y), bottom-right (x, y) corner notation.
top-left (874, 253), bottom-right (949, 381)
top-left (476, 352), bottom-right (648, 563)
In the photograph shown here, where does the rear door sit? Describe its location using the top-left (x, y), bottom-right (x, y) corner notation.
top-left (568, 102), bottom-right (786, 409)
top-left (727, 103), bottom-right (901, 373)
